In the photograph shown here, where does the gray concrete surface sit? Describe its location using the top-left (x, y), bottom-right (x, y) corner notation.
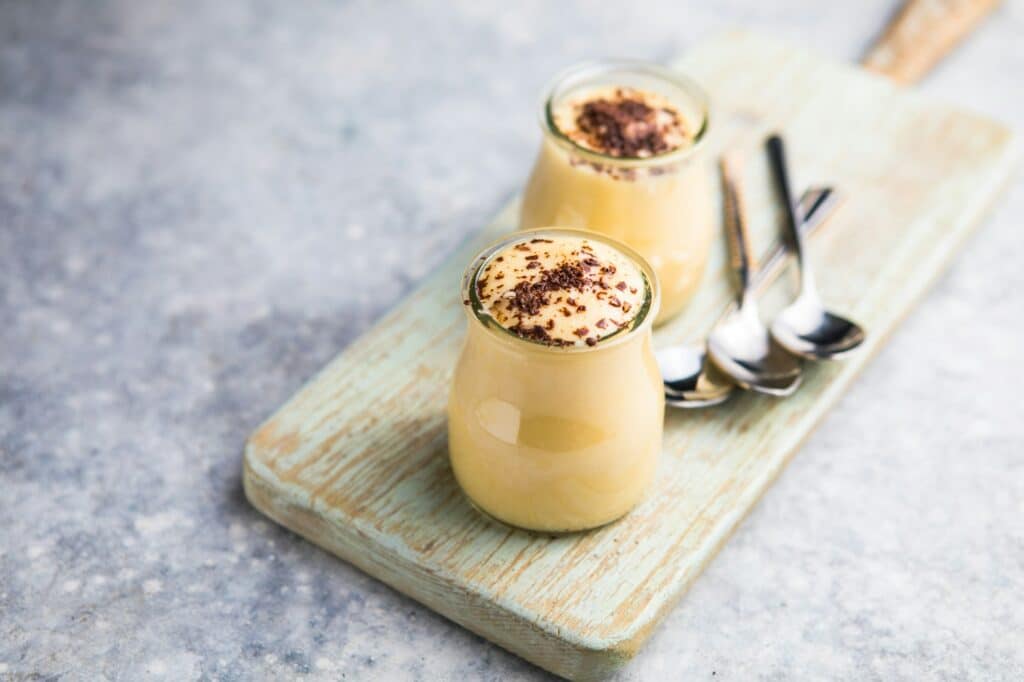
top-left (1, 1), bottom-right (1022, 679)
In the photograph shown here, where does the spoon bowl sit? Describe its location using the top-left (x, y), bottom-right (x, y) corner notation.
top-left (658, 186), bottom-right (840, 407)
top-left (766, 134), bottom-right (866, 360)
top-left (771, 294), bottom-right (866, 359)
top-left (658, 344), bottom-right (733, 407)
top-left (708, 305), bottom-right (802, 396)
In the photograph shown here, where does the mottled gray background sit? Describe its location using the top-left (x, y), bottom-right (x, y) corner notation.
top-left (1, 1), bottom-right (1022, 680)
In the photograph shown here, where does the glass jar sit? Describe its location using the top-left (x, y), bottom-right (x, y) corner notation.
top-left (519, 59), bottom-right (713, 325)
top-left (447, 228), bottom-right (664, 532)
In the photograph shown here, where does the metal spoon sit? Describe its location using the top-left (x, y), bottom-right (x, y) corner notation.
top-left (706, 153), bottom-right (803, 396)
top-left (765, 134), bottom-right (866, 359)
top-left (659, 186), bottom-right (840, 407)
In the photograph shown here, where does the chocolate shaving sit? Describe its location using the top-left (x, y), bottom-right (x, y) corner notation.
top-left (542, 262), bottom-right (588, 291)
top-left (505, 262), bottom-right (588, 317)
top-left (509, 323), bottom-right (569, 346)
top-left (576, 97), bottom-right (669, 157)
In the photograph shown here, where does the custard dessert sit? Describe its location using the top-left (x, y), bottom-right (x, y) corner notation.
top-left (520, 61), bottom-right (713, 324)
top-left (448, 229), bottom-right (664, 532)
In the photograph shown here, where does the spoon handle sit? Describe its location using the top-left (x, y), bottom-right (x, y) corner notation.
top-left (766, 134), bottom-right (815, 293)
top-left (711, 187), bottom-right (841, 327)
top-left (751, 187), bottom-right (837, 295)
top-left (719, 154), bottom-right (754, 299)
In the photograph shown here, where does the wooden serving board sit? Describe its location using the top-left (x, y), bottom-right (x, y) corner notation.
top-left (244, 32), bottom-right (1017, 680)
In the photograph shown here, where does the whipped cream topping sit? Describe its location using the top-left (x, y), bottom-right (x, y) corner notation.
top-left (552, 85), bottom-right (691, 158)
top-left (472, 234), bottom-right (648, 347)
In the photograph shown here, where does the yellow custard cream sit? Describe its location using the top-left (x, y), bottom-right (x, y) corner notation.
top-left (552, 85), bottom-right (691, 159)
top-left (520, 62), bottom-right (714, 324)
top-left (448, 230), bottom-right (664, 532)
top-left (474, 234), bottom-right (647, 347)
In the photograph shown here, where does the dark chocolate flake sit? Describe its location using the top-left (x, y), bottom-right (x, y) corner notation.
top-left (575, 96), bottom-right (671, 158)
top-left (509, 323), bottom-right (565, 346)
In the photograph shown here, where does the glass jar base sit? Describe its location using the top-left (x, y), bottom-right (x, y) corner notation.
top-left (462, 495), bottom-right (639, 535)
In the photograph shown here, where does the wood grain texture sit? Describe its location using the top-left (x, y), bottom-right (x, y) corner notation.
top-left (862, 0), bottom-right (1002, 84)
top-left (243, 32), bottom-right (1018, 681)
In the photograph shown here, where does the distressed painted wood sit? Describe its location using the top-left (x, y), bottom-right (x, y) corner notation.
top-left (243, 32), bottom-right (1018, 681)
top-left (862, 0), bottom-right (1002, 84)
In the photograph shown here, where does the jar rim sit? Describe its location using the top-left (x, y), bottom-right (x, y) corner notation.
top-left (538, 58), bottom-right (710, 168)
top-left (461, 228), bottom-right (661, 353)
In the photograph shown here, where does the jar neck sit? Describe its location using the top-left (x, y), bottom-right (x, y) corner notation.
top-left (464, 310), bottom-right (653, 364)
top-left (461, 229), bottom-right (660, 355)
